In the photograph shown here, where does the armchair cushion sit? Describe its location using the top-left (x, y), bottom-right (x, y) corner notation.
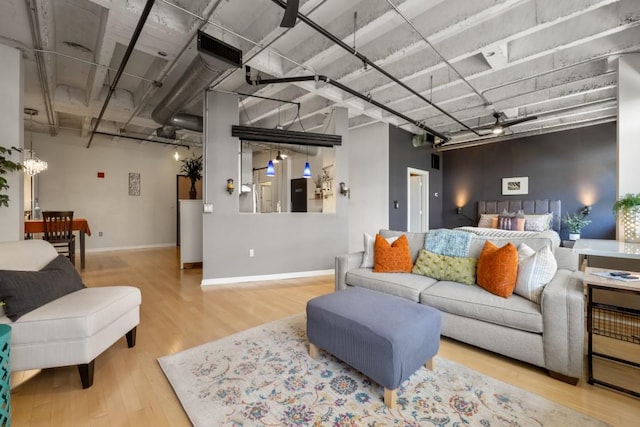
top-left (0, 255), bottom-right (85, 321)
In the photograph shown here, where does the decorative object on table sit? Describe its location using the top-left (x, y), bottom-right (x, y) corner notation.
top-left (501, 176), bottom-right (528, 195)
top-left (562, 212), bottom-right (592, 240)
top-left (226, 178), bottom-right (234, 195)
top-left (313, 174), bottom-right (322, 199)
top-left (180, 154), bottom-right (203, 199)
top-left (22, 108), bottom-right (48, 177)
top-left (158, 314), bottom-right (607, 427)
top-left (0, 145), bottom-right (22, 208)
top-left (128, 172), bottom-right (141, 196)
top-left (0, 324), bottom-right (10, 427)
top-left (613, 193), bottom-right (640, 243)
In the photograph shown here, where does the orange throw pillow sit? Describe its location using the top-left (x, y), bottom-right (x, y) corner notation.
top-left (476, 241), bottom-right (518, 298)
top-left (373, 234), bottom-right (413, 273)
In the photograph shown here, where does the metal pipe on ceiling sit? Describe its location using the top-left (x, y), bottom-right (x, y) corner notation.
top-left (269, 0), bottom-right (480, 137)
top-left (245, 66), bottom-right (450, 142)
top-left (86, 0), bottom-right (156, 148)
top-left (25, 0), bottom-right (58, 136)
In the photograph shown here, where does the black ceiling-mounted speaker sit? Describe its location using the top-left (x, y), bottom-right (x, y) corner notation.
top-left (280, 0), bottom-right (300, 28)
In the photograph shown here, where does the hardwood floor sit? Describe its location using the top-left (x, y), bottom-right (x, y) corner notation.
top-left (11, 247), bottom-right (640, 426)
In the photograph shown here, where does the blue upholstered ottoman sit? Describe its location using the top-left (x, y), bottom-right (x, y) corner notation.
top-left (306, 286), bottom-right (441, 408)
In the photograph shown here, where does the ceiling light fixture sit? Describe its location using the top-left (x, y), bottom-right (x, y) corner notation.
top-left (275, 151), bottom-right (284, 162)
top-left (491, 114), bottom-right (504, 135)
top-left (266, 159), bottom-right (275, 177)
top-left (173, 150), bottom-right (180, 161)
top-left (23, 108), bottom-right (48, 176)
top-left (303, 146), bottom-right (311, 178)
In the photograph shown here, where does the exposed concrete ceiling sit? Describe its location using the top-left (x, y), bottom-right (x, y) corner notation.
top-left (1, 0), bottom-right (637, 149)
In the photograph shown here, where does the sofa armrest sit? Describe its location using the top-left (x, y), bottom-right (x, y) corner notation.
top-left (554, 246), bottom-right (579, 271)
top-left (541, 269), bottom-right (584, 380)
top-left (335, 252), bottom-right (364, 291)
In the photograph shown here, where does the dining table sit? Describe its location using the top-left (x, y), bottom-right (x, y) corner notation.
top-left (24, 218), bottom-right (92, 270)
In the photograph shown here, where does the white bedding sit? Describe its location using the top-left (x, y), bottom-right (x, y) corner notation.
top-left (456, 226), bottom-right (561, 248)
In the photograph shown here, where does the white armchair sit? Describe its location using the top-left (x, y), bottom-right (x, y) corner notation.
top-left (0, 240), bottom-right (141, 388)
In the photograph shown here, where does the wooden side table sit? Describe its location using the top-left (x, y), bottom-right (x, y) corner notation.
top-left (583, 267), bottom-right (640, 397)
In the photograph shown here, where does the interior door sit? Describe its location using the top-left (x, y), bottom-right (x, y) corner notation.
top-left (291, 178), bottom-right (307, 212)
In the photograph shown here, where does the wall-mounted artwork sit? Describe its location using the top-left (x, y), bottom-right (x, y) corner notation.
top-left (129, 172), bottom-right (141, 196)
top-left (502, 176), bottom-right (528, 195)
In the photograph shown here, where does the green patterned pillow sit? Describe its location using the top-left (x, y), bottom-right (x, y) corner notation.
top-left (412, 249), bottom-right (477, 285)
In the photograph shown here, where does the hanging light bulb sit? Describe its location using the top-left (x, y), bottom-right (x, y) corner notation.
top-left (23, 108), bottom-right (48, 176)
top-left (173, 150), bottom-right (180, 161)
top-left (266, 159), bottom-right (275, 176)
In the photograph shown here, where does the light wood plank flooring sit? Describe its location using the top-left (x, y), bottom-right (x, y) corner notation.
top-left (10, 247), bottom-right (640, 426)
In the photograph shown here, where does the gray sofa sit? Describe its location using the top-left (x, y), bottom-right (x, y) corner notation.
top-left (335, 229), bottom-right (585, 384)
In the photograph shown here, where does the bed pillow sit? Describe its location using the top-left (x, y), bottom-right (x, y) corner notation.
top-left (515, 243), bottom-right (557, 303)
top-left (373, 234), bottom-right (413, 273)
top-left (524, 214), bottom-right (553, 232)
top-left (477, 214), bottom-right (498, 228)
top-left (0, 255), bottom-right (85, 321)
top-left (361, 233), bottom-right (398, 268)
top-left (412, 249), bottom-right (477, 285)
top-left (476, 241), bottom-right (518, 298)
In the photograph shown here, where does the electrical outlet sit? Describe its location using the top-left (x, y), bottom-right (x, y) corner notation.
top-left (249, 249), bottom-right (254, 257)
top-left (98, 231), bottom-right (103, 237)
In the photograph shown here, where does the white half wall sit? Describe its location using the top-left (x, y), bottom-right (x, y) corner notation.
top-left (347, 122), bottom-right (389, 252)
top-left (0, 44), bottom-right (23, 242)
top-left (33, 131), bottom-right (192, 250)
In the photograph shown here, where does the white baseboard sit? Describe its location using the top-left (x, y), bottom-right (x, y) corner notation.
top-left (201, 269), bottom-right (334, 287)
top-left (86, 243), bottom-right (175, 253)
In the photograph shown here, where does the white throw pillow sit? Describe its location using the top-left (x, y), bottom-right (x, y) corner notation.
top-left (361, 233), bottom-right (398, 268)
top-left (515, 243), bottom-right (557, 303)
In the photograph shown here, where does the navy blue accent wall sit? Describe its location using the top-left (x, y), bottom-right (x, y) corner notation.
top-left (388, 125), bottom-right (443, 230)
top-left (442, 122), bottom-right (617, 240)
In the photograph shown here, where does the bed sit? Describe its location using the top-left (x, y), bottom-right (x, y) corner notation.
top-left (456, 199), bottom-right (562, 248)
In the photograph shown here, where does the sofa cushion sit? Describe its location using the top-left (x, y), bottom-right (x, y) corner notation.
top-left (373, 234), bottom-right (413, 273)
top-left (346, 269), bottom-right (436, 302)
top-left (412, 249), bottom-right (477, 286)
top-left (0, 255), bottom-right (85, 321)
top-left (379, 230), bottom-right (426, 263)
top-left (420, 281), bottom-right (543, 333)
top-left (360, 233), bottom-right (398, 268)
top-left (477, 241), bottom-right (518, 298)
top-left (2, 286), bottom-right (142, 345)
top-left (0, 240), bottom-right (58, 271)
top-left (515, 244), bottom-right (557, 304)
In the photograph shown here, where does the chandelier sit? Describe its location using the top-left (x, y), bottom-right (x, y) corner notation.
top-left (23, 108), bottom-right (47, 176)
top-left (23, 149), bottom-right (48, 176)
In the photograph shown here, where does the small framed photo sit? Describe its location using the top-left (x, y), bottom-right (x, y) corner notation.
top-left (502, 176), bottom-right (528, 195)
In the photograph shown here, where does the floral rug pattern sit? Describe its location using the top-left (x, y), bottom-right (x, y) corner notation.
top-left (158, 314), bottom-right (606, 427)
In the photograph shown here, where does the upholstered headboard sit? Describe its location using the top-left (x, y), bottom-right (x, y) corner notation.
top-left (477, 200), bottom-right (562, 231)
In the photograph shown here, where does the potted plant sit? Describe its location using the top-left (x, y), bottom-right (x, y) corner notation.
top-left (613, 193), bottom-right (640, 243)
top-left (562, 213), bottom-right (591, 240)
top-left (180, 154), bottom-right (203, 199)
top-left (0, 145), bottom-right (22, 208)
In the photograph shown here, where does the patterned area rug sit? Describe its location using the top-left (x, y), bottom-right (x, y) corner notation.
top-left (158, 314), bottom-right (606, 427)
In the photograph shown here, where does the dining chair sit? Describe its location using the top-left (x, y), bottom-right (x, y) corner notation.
top-left (42, 210), bottom-right (76, 265)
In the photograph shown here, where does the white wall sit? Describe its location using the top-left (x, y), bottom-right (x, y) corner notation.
top-left (617, 54), bottom-right (640, 239)
top-left (347, 122), bottom-right (390, 252)
top-left (33, 131), bottom-right (193, 250)
top-left (0, 44), bottom-right (23, 242)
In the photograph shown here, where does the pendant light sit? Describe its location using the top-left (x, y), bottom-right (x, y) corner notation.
top-left (23, 108), bottom-right (48, 176)
top-left (303, 146), bottom-right (311, 178)
top-left (266, 159), bottom-right (275, 176)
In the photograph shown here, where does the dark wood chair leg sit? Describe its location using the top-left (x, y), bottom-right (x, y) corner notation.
top-left (78, 360), bottom-right (95, 389)
top-left (548, 370), bottom-right (579, 385)
top-left (126, 327), bottom-right (137, 348)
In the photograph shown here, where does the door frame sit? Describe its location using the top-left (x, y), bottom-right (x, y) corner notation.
top-left (407, 167), bottom-right (429, 232)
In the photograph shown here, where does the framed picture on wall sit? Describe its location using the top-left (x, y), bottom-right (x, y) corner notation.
top-left (502, 176), bottom-right (528, 195)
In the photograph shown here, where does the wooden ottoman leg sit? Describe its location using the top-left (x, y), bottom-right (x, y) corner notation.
top-left (309, 342), bottom-right (319, 359)
top-left (384, 388), bottom-right (397, 408)
top-left (425, 357), bottom-right (434, 370)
